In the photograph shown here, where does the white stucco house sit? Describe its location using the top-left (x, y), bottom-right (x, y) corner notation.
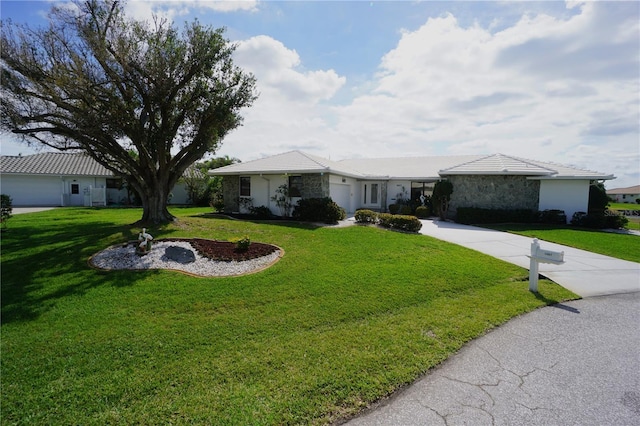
top-left (607, 185), bottom-right (640, 204)
top-left (209, 150), bottom-right (615, 222)
top-left (0, 152), bottom-right (190, 206)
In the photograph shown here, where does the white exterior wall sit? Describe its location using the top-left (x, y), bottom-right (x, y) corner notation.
top-left (387, 180), bottom-right (412, 207)
top-left (0, 174), bottom-right (109, 206)
top-left (539, 179), bottom-right (590, 222)
top-left (609, 192), bottom-right (640, 203)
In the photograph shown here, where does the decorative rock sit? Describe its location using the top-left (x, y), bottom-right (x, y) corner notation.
top-left (164, 245), bottom-right (196, 264)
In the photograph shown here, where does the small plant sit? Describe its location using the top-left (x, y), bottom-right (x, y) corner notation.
top-left (388, 204), bottom-right (399, 214)
top-left (271, 184), bottom-right (293, 217)
top-left (232, 236), bottom-right (251, 252)
top-left (1, 194), bottom-right (13, 231)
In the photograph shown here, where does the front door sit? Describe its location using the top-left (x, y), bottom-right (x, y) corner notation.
top-left (362, 182), bottom-right (381, 209)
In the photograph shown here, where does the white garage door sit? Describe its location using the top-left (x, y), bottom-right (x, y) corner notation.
top-left (330, 183), bottom-right (351, 213)
top-left (1, 175), bottom-right (61, 206)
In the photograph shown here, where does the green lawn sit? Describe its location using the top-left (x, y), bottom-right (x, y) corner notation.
top-left (2, 208), bottom-right (576, 424)
top-left (487, 223), bottom-right (640, 263)
top-left (609, 202), bottom-right (640, 211)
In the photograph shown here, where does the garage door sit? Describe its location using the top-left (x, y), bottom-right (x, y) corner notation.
top-left (1, 175), bottom-right (61, 206)
top-left (330, 183), bottom-right (351, 214)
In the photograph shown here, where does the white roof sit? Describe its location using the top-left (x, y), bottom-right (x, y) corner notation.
top-left (606, 185), bottom-right (640, 194)
top-left (0, 152), bottom-right (113, 176)
top-left (209, 150), bottom-right (614, 181)
top-left (209, 150), bottom-right (365, 178)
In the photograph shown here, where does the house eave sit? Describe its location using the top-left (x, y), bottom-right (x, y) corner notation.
top-left (527, 175), bottom-right (615, 181)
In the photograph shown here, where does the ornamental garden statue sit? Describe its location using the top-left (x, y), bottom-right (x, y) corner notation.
top-left (136, 228), bottom-right (153, 255)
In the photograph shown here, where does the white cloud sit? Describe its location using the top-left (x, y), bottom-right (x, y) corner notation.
top-left (321, 1), bottom-right (639, 186)
top-left (217, 35), bottom-right (346, 158)
top-left (124, 0), bottom-right (258, 23)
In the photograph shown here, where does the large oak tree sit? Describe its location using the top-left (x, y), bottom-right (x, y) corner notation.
top-left (1, 0), bottom-right (256, 223)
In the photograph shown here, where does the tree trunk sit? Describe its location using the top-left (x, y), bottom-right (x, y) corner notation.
top-left (138, 184), bottom-right (176, 224)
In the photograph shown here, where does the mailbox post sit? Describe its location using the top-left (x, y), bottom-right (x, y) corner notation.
top-left (528, 238), bottom-right (564, 292)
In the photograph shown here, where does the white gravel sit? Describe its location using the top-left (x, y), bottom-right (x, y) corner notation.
top-left (89, 240), bottom-right (282, 277)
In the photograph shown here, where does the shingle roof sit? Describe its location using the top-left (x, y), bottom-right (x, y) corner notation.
top-left (0, 152), bottom-right (114, 177)
top-left (439, 154), bottom-right (557, 176)
top-left (606, 185), bottom-right (640, 194)
top-left (210, 151), bottom-right (614, 181)
top-left (210, 150), bottom-right (365, 178)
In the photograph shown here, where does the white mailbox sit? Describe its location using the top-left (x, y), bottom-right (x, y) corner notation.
top-left (528, 239), bottom-right (565, 292)
top-left (530, 240), bottom-right (564, 264)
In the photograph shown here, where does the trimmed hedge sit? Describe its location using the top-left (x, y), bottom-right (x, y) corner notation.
top-left (571, 211), bottom-right (629, 229)
top-left (456, 208), bottom-right (535, 225)
top-left (354, 209), bottom-right (378, 224)
top-left (378, 213), bottom-right (422, 232)
top-left (292, 197), bottom-right (346, 224)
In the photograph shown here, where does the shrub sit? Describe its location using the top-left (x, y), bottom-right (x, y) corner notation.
top-left (354, 209), bottom-right (378, 224)
top-left (415, 205), bottom-right (430, 218)
top-left (572, 210), bottom-right (629, 229)
top-left (293, 197), bottom-right (346, 224)
top-left (536, 209), bottom-right (567, 225)
top-left (388, 204), bottom-right (400, 214)
top-left (250, 205), bottom-right (273, 219)
top-left (378, 213), bottom-right (422, 232)
top-left (1, 194), bottom-right (12, 230)
top-left (456, 207), bottom-right (534, 225)
top-left (433, 180), bottom-right (453, 220)
top-left (605, 211), bottom-right (628, 229)
top-left (399, 205), bottom-right (412, 215)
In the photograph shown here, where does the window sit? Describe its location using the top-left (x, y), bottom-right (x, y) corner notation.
top-left (71, 183), bottom-right (79, 195)
top-left (289, 175), bottom-right (303, 197)
top-left (240, 177), bottom-right (251, 197)
top-left (363, 183), bottom-right (380, 205)
top-left (106, 178), bottom-right (121, 189)
top-left (371, 183), bottom-right (378, 204)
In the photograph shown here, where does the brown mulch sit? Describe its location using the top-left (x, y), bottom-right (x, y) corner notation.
top-left (160, 238), bottom-right (279, 262)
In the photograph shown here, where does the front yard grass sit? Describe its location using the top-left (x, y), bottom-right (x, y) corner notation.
top-left (2, 207), bottom-right (576, 424)
top-left (487, 223), bottom-right (640, 263)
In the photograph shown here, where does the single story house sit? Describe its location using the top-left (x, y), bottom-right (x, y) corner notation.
top-left (0, 152), bottom-right (190, 206)
top-left (209, 150), bottom-right (614, 222)
top-left (606, 185), bottom-right (640, 204)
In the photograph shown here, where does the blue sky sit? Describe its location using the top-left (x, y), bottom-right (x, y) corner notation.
top-left (1, 1), bottom-right (638, 188)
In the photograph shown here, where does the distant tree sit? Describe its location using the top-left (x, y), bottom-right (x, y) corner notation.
top-left (181, 156), bottom-right (239, 208)
top-left (1, 0), bottom-right (257, 223)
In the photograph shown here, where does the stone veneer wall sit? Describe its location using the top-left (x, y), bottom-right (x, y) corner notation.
top-left (301, 174), bottom-right (330, 199)
top-left (222, 176), bottom-right (239, 213)
top-left (447, 175), bottom-right (540, 218)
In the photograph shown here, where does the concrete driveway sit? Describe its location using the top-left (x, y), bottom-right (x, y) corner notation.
top-left (11, 207), bottom-right (58, 214)
top-left (417, 219), bottom-right (640, 298)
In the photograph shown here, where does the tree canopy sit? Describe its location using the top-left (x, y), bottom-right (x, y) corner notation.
top-left (1, 0), bottom-right (257, 223)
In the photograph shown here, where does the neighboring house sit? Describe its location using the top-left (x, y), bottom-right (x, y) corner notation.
top-left (606, 185), bottom-right (640, 204)
top-left (0, 152), bottom-right (190, 206)
top-left (209, 150), bottom-right (614, 222)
